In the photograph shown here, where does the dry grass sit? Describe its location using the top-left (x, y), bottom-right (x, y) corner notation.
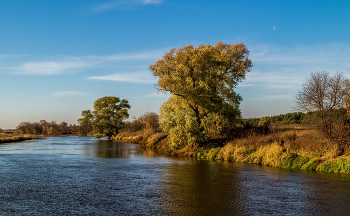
top-left (0, 133), bottom-right (33, 143)
top-left (225, 125), bottom-right (341, 159)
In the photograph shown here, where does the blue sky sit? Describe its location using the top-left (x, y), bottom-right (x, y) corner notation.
top-left (1, 0), bottom-right (350, 128)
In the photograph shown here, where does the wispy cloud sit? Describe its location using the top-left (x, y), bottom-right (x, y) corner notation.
top-left (3, 50), bottom-right (164, 75)
top-left (88, 71), bottom-right (156, 84)
top-left (89, 50), bottom-right (164, 61)
top-left (16, 60), bottom-right (91, 75)
top-left (52, 91), bottom-right (88, 97)
top-left (0, 54), bottom-right (22, 58)
top-left (92, 0), bottom-right (163, 12)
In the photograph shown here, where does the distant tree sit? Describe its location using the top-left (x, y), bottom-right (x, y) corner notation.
top-left (295, 71), bottom-right (349, 137)
top-left (151, 42), bottom-right (252, 145)
top-left (78, 110), bottom-right (94, 125)
top-left (0, 128), bottom-right (3, 133)
top-left (138, 112), bottom-right (160, 130)
top-left (90, 96), bottom-right (130, 137)
top-left (60, 122), bottom-right (68, 135)
top-left (258, 117), bottom-right (271, 126)
top-left (77, 110), bottom-right (94, 136)
top-left (16, 122), bottom-right (33, 134)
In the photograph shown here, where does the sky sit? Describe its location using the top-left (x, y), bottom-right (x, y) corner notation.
top-left (1, 0), bottom-right (350, 128)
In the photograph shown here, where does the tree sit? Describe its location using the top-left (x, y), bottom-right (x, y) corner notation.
top-left (295, 71), bottom-right (349, 137)
top-left (89, 96), bottom-right (130, 137)
top-left (60, 121), bottom-right (68, 135)
top-left (151, 42), bottom-right (252, 145)
top-left (77, 110), bottom-right (94, 135)
top-left (138, 112), bottom-right (159, 130)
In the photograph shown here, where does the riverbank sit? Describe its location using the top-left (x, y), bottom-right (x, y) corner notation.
top-left (111, 126), bottom-right (350, 174)
top-left (0, 133), bottom-right (33, 144)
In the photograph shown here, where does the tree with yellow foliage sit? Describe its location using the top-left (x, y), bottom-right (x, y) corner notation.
top-left (151, 42), bottom-right (252, 146)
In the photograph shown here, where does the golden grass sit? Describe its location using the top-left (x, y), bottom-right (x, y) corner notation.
top-left (0, 133), bottom-right (33, 143)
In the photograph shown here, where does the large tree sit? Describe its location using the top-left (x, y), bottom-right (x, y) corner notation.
top-left (150, 42), bottom-right (252, 145)
top-left (295, 71), bottom-right (349, 137)
top-left (78, 96), bottom-right (130, 138)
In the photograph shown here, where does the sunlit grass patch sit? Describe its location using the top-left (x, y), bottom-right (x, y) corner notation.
top-left (0, 133), bottom-right (33, 143)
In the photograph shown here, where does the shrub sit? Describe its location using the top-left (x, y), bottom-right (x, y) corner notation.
top-left (301, 158), bottom-right (319, 171)
top-left (282, 153), bottom-right (298, 169)
top-left (291, 156), bottom-right (309, 169)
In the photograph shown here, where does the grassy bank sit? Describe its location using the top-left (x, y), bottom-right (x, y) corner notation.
top-left (111, 125), bottom-right (350, 174)
top-left (0, 133), bottom-right (33, 144)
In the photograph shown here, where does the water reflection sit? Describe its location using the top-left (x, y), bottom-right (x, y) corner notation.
top-left (88, 140), bottom-right (159, 158)
top-left (161, 160), bottom-right (245, 215)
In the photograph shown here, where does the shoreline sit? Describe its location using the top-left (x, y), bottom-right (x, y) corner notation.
top-left (111, 131), bottom-right (350, 175)
top-left (0, 134), bottom-right (33, 144)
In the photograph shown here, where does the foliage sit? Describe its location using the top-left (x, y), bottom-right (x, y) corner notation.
top-left (160, 95), bottom-right (202, 149)
top-left (318, 158), bottom-right (350, 174)
top-left (258, 117), bottom-right (271, 126)
top-left (0, 128), bottom-right (2, 133)
top-left (138, 112), bottom-right (159, 130)
top-left (90, 96), bottom-right (130, 137)
top-left (77, 110), bottom-right (94, 136)
top-left (282, 153), bottom-right (299, 168)
top-left (301, 158), bottom-right (319, 171)
top-left (151, 42), bottom-right (252, 145)
top-left (291, 156), bottom-right (309, 169)
top-left (160, 95), bottom-right (236, 149)
top-left (122, 112), bottom-right (160, 132)
top-left (242, 112), bottom-right (306, 125)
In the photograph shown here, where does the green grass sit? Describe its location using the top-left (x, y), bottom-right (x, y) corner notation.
top-left (317, 158), bottom-right (350, 174)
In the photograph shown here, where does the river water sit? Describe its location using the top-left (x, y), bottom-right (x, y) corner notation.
top-left (1, 137), bottom-right (350, 215)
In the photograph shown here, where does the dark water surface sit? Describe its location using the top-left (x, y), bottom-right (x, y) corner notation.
top-left (1, 137), bottom-right (350, 215)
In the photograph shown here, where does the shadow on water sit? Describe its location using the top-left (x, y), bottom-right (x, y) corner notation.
top-left (85, 139), bottom-right (160, 158)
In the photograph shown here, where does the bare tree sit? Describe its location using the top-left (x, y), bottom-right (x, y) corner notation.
top-left (295, 71), bottom-right (348, 137)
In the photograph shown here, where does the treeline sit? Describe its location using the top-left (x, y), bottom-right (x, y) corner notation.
top-left (242, 109), bottom-right (348, 127)
top-left (241, 112), bottom-right (306, 125)
top-left (16, 120), bottom-right (81, 136)
top-left (14, 111), bottom-right (161, 137)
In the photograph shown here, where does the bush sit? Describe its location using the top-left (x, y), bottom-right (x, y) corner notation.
top-left (301, 158), bottom-right (319, 171)
top-left (291, 156), bottom-right (309, 169)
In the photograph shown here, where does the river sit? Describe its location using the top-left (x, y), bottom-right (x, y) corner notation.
top-left (1, 136), bottom-right (350, 215)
